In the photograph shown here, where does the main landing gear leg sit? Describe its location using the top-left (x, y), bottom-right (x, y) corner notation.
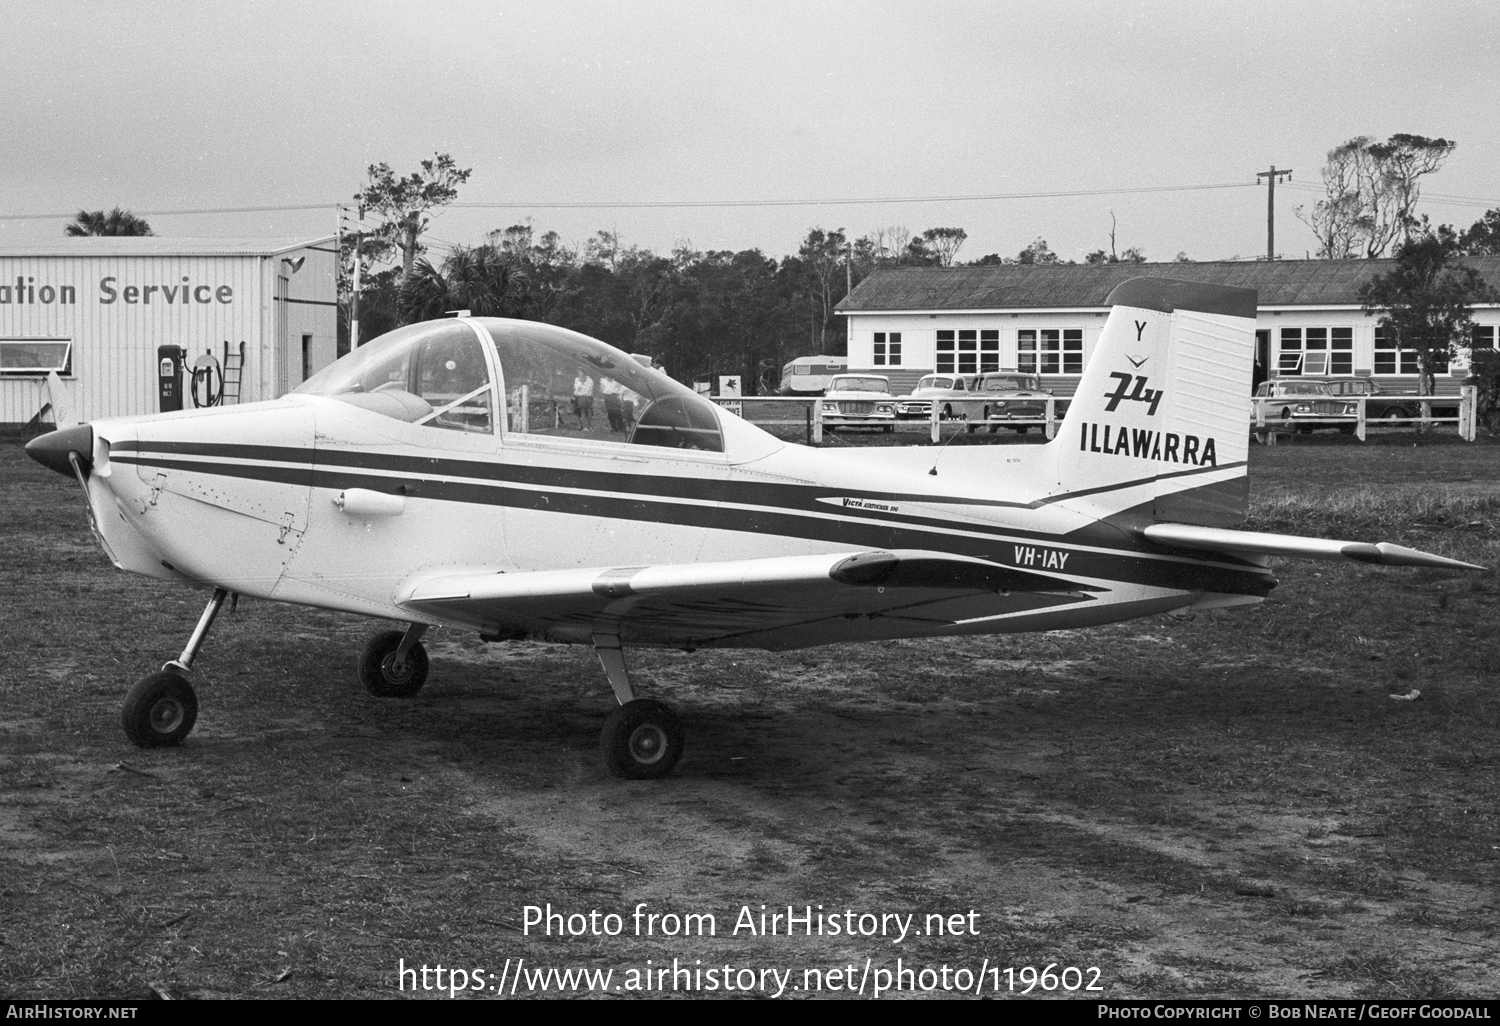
top-left (358, 623), bottom-right (430, 698)
top-left (121, 587), bottom-right (229, 748)
top-left (593, 633), bottom-right (683, 780)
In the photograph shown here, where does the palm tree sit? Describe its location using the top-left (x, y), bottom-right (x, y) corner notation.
top-left (398, 244), bottom-right (528, 323)
top-left (64, 207), bottom-right (153, 237)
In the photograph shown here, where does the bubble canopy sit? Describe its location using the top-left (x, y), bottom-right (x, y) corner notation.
top-left (295, 318), bottom-right (723, 452)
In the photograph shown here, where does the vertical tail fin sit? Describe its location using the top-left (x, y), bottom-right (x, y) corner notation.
top-left (1049, 278), bottom-right (1257, 527)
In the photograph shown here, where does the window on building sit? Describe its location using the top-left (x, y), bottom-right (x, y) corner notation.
top-left (980, 330), bottom-right (1000, 373)
top-left (936, 330), bottom-right (954, 373)
top-left (0, 338), bottom-right (72, 376)
top-left (1373, 327), bottom-right (1441, 375)
top-left (1017, 329), bottom-right (1083, 374)
top-left (1279, 327), bottom-right (1352, 375)
top-left (873, 331), bottom-right (902, 366)
top-left (1472, 325), bottom-right (1497, 354)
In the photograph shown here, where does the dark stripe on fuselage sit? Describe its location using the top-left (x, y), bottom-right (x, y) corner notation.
top-left (109, 444), bottom-right (1273, 597)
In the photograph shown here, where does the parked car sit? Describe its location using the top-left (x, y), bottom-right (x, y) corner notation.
top-left (1324, 378), bottom-right (1459, 421)
top-left (895, 374), bottom-right (978, 420)
top-left (964, 373), bottom-right (1062, 433)
top-left (820, 374), bottom-right (897, 432)
top-left (1251, 381), bottom-right (1357, 432)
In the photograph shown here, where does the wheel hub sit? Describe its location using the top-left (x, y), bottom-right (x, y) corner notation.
top-left (149, 698), bottom-right (184, 734)
top-left (627, 724), bottom-right (668, 765)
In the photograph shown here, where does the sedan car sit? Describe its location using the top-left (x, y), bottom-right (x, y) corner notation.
top-left (1251, 381), bottom-right (1357, 432)
top-left (895, 374), bottom-right (978, 420)
top-left (1325, 378), bottom-right (1459, 421)
top-left (820, 374), bottom-right (897, 432)
top-left (964, 373), bottom-right (1062, 433)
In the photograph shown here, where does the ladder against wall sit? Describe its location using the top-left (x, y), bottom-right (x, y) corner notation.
top-left (221, 341), bottom-right (247, 404)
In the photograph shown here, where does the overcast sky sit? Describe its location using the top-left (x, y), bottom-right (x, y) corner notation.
top-left (3, 0), bottom-right (1497, 265)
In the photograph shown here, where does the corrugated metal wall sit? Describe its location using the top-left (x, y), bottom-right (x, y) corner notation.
top-left (0, 250), bottom-right (335, 424)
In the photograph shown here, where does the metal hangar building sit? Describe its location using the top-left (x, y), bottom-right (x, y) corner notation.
top-left (0, 236), bottom-right (337, 430)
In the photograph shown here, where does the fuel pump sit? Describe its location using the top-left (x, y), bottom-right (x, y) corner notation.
top-left (157, 345), bottom-right (186, 412)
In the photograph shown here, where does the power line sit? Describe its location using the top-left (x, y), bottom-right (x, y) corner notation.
top-left (0, 202), bottom-right (337, 222)
top-left (447, 182), bottom-right (1257, 210)
top-left (0, 181), bottom-right (1258, 222)
top-left (1281, 181), bottom-right (1500, 210)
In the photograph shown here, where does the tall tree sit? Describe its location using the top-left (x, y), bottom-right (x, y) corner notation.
top-left (1359, 222), bottom-right (1496, 399)
top-left (921, 227), bottom-right (968, 267)
top-left (64, 207), bottom-right (153, 236)
top-left (797, 227), bottom-right (849, 353)
top-left (354, 153), bottom-right (472, 274)
top-left (1018, 238), bottom-right (1060, 265)
top-left (1458, 208), bottom-right (1500, 256)
top-left (1297, 134), bottom-right (1455, 258)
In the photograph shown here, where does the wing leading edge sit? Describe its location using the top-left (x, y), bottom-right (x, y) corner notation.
top-left (396, 549), bottom-right (1098, 650)
top-left (1143, 523), bottom-right (1483, 570)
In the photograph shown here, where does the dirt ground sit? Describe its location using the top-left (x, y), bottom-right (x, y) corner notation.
top-left (2, 436), bottom-right (1497, 1000)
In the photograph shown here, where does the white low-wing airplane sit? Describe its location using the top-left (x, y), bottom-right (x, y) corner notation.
top-left (27, 278), bottom-right (1479, 778)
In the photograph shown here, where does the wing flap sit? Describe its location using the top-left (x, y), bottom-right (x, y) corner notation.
top-left (1143, 523), bottom-right (1483, 570)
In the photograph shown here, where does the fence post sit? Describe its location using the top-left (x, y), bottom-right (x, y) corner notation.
top-left (811, 397), bottom-right (823, 445)
top-left (1461, 384), bottom-right (1477, 442)
top-left (1044, 397), bottom-right (1056, 440)
top-left (1356, 396), bottom-right (1366, 441)
top-left (930, 398), bottom-right (940, 444)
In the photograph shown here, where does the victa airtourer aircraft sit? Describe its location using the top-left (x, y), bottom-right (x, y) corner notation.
top-left (27, 278), bottom-right (1479, 778)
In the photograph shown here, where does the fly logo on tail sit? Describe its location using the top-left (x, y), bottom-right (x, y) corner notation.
top-left (1102, 372), bottom-right (1164, 415)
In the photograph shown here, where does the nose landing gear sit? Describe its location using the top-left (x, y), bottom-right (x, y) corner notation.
top-left (121, 587), bottom-right (228, 747)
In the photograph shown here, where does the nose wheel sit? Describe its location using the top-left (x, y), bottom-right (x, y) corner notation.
top-left (121, 671), bottom-right (198, 747)
top-left (120, 587), bottom-right (228, 748)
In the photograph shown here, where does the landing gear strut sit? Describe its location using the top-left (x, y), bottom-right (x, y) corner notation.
top-left (121, 587), bottom-right (228, 747)
top-left (593, 633), bottom-right (683, 780)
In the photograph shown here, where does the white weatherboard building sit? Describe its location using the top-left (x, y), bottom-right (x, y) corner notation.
top-left (0, 236), bottom-right (337, 428)
top-left (835, 259), bottom-right (1500, 398)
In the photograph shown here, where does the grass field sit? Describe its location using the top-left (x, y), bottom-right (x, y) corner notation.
top-left (2, 434), bottom-right (1498, 1000)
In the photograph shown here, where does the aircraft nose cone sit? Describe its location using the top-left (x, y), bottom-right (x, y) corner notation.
top-left (25, 423), bottom-right (94, 478)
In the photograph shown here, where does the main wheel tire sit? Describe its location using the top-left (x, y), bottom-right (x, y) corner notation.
top-left (358, 630), bottom-right (430, 698)
top-left (121, 672), bottom-right (198, 748)
top-left (601, 699), bottom-right (684, 780)
top-left (1384, 409), bottom-right (1405, 421)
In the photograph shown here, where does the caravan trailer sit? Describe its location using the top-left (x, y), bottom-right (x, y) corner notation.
top-left (778, 355), bottom-right (848, 396)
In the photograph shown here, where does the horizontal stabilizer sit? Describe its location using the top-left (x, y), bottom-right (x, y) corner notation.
top-left (1142, 523), bottom-right (1484, 571)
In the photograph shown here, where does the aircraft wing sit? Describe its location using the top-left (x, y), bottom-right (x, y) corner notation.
top-left (395, 549), bottom-right (1097, 650)
top-left (1143, 523), bottom-right (1483, 570)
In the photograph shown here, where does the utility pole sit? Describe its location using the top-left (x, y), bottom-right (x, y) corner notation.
top-left (1256, 166), bottom-right (1292, 260)
top-left (350, 205), bottom-right (365, 349)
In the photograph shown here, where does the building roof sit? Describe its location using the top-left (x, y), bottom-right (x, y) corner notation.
top-left (0, 236), bottom-right (337, 258)
top-left (836, 257), bottom-right (1500, 312)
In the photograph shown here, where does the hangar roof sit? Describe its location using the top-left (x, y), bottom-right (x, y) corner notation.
top-left (836, 257), bottom-right (1500, 312)
top-left (0, 236), bottom-right (336, 258)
